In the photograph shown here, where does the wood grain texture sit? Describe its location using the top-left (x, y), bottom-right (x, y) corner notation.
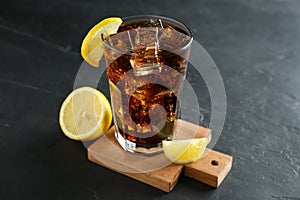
top-left (88, 119), bottom-right (231, 191)
top-left (184, 149), bottom-right (233, 188)
top-left (88, 153), bottom-right (183, 192)
top-left (87, 124), bottom-right (187, 192)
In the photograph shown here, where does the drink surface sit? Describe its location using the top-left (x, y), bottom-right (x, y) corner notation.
top-left (104, 19), bottom-right (191, 152)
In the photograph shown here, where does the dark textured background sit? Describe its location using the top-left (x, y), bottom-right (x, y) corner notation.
top-left (1, 0), bottom-right (300, 199)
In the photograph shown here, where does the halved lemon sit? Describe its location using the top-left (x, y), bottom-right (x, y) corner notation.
top-left (59, 87), bottom-right (112, 141)
top-left (162, 138), bottom-right (209, 164)
top-left (81, 17), bottom-right (122, 67)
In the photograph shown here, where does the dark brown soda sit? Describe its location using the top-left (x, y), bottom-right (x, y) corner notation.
top-left (105, 19), bottom-right (191, 149)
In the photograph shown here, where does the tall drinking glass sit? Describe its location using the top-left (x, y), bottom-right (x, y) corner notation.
top-left (103, 15), bottom-right (193, 154)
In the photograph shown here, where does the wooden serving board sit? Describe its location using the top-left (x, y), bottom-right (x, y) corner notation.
top-left (87, 119), bottom-right (232, 192)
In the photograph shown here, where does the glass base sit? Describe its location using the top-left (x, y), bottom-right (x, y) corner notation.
top-left (114, 128), bottom-right (163, 155)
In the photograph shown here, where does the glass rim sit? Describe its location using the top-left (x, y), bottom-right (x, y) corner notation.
top-left (103, 15), bottom-right (193, 54)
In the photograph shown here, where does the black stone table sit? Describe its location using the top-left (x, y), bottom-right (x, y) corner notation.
top-left (1, 0), bottom-right (299, 199)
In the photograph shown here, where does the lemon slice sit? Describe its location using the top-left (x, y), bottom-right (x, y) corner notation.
top-left (59, 87), bottom-right (112, 141)
top-left (162, 138), bottom-right (209, 164)
top-left (81, 17), bottom-right (122, 67)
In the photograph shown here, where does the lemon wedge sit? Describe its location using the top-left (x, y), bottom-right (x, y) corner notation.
top-left (81, 17), bottom-right (122, 67)
top-left (59, 87), bottom-right (112, 141)
top-left (162, 138), bottom-right (209, 164)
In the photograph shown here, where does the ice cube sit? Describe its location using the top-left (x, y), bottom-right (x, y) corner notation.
top-left (129, 42), bottom-right (161, 76)
top-left (158, 26), bottom-right (191, 52)
top-left (132, 27), bottom-right (159, 50)
top-left (147, 18), bottom-right (164, 28)
top-left (105, 31), bottom-right (133, 53)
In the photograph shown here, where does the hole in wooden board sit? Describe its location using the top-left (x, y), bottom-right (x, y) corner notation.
top-left (211, 160), bottom-right (219, 166)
